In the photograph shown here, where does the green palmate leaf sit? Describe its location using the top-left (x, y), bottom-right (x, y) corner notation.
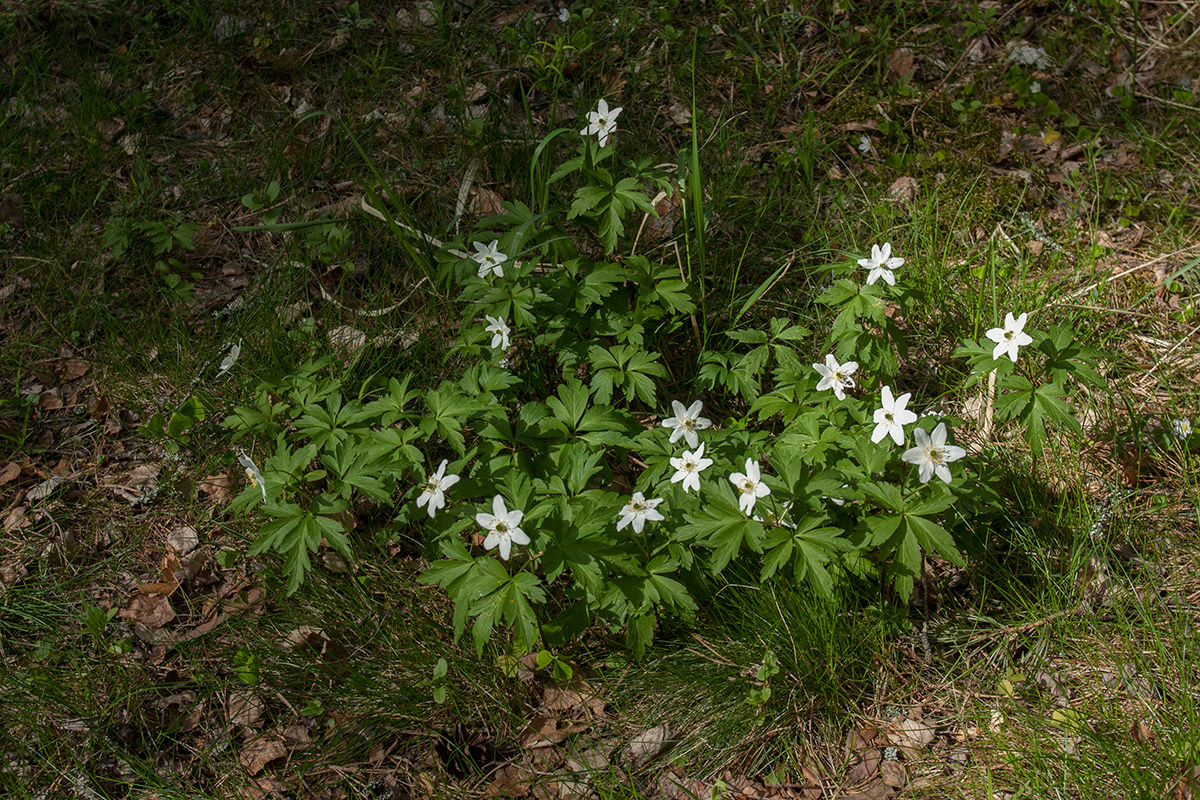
top-left (994, 375), bottom-right (1035, 421)
top-left (420, 383), bottom-right (478, 454)
top-left (954, 337), bottom-right (1017, 384)
top-left (904, 513), bottom-right (964, 566)
top-left (541, 526), bottom-right (610, 598)
top-left (770, 317), bottom-right (811, 342)
top-left (625, 612), bottom-right (656, 661)
top-left (996, 376), bottom-right (1076, 456)
top-left (249, 504), bottom-right (346, 594)
top-left (1037, 324), bottom-right (1107, 389)
top-left (644, 555), bottom-right (698, 616)
top-left (575, 262), bottom-right (626, 311)
top-left (626, 255), bottom-right (696, 316)
top-left (679, 484), bottom-right (766, 575)
top-left (760, 515), bottom-right (848, 598)
top-left (568, 183), bottom-right (610, 218)
top-left (363, 427), bottom-right (424, 471)
top-left (460, 363), bottom-right (522, 396)
top-left (860, 481), bottom-right (905, 512)
top-left (546, 379), bottom-right (590, 431)
top-left (697, 351), bottom-right (759, 403)
top-left (467, 570), bottom-right (547, 655)
top-left (321, 444), bottom-right (391, 502)
top-left (587, 344), bottom-right (667, 405)
top-left (420, 542), bottom-right (507, 642)
top-left (726, 329), bottom-right (769, 346)
top-left (361, 375), bottom-right (416, 426)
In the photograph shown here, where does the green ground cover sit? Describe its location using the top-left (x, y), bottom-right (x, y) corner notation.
top-left (1, 1), bottom-right (1198, 798)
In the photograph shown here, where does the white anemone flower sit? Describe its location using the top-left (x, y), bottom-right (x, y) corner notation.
top-left (729, 458), bottom-right (771, 515)
top-left (1172, 418), bottom-right (1193, 439)
top-left (985, 312), bottom-right (1034, 362)
top-left (858, 135), bottom-right (872, 153)
top-left (218, 341), bottom-right (242, 377)
top-left (669, 443), bottom-right (713, 494)
top-left (236, 451), bottom-right (266, 503)
top-left (416, 459), bottom-right (460, 518)
top-left (484, 315), bottom-right (511, 350)
top-left (558, 7), bottom-right (569, 23)
top-left (661, 399), bottom-right (712, 449)
top-left (901, 423), bottom-right (967, 484)
top-left (476, 495), bottom-right (530, 561)
top-left (471, 239), bottom-right (507, 279)
top-left (813, 354), bottom-right (858, 401)
top-left (871, 385), bottom-right (919, 446)
top-left (580, 99), bottom-right (622, 147)
top-left (616, 492), bottom-right (665, 534)
top-left (857, 242), bottom-right (904, 286)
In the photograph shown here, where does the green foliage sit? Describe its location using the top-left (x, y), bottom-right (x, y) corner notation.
top-left (220, 101), bottom-right (1108, 661)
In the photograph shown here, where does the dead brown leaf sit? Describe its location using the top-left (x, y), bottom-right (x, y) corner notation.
top-left (0, 192), bottom-right (24, 227)
top-left (3, 507), bottom-right (30, 533)
top-left (887, 48), bottom-right (916, 78)
top-left (197, 473), bottom-right (237, 504)
top-left (38, 389), bottom-right (63, 410)
top-left (63, 359), bottom-right (89, 380)
top-left (119, 593), bottom-right (176, 628)
top-left (238, 775), bottom-right (290, 799)
top-left (167, 525), bottom-right (200, 554)
top-left (888, 176), bottom-right (919, 204)
top-left (880, 760), bottom-right (906, 788)
top-left (227, 689), bottom-right (266, 728)
top-left (1166, 765), bottom-right (1200, 800)
top-left (838, 121), bottom-right (879, 132)
top-left (522, 715), bottom-right (568, 749)
top-left (328, 324), bottom-right (367, 360)
top-left (886, 718), bottom-right (936, 756)
top-left (113, 463), bottom-right (161, 503)
top-left (665, 100), bottom-right (692, 127)
top-left (26, 475), bottom-right (66, 502)
top-left (239, 737), bottom-right (288, 776)
top-left (97, 116), bottom-right (126, 142)
top-left (0, 560), bottom-right (28, 596)
top-left (625, 724), bottom-right (678, 768)
top-left (847, 749), bottom-right (881, 784)
top-left (0, 461), bottom-right (22, 486)
top-left (468, 185), bottom-right (507, 217)
top-left (143, 551), bottom-right (193, 594)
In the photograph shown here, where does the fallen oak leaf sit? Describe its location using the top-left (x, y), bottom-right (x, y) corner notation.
top-left (119, 593), bottom-right (176, 628)
top-left (0, 462), bottom-right (20, 486)
top-left (239, 736), bottom-right (288, 776)
top-left (197, 473), bottom-right (237, 504)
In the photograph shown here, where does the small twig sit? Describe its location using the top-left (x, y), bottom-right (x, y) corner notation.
top-left (1036, 244), bottom-right (1200, 314)
top-left (1135, 90), bottom-right (1200, 113)
top-left (1141, 320), bottom-right (1200, 381)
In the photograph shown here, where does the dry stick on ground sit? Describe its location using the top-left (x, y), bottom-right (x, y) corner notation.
top-left (1140, 320), bottom-right (1200, 383)
top-left (1036, 244), bottom-right (1200, 314)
